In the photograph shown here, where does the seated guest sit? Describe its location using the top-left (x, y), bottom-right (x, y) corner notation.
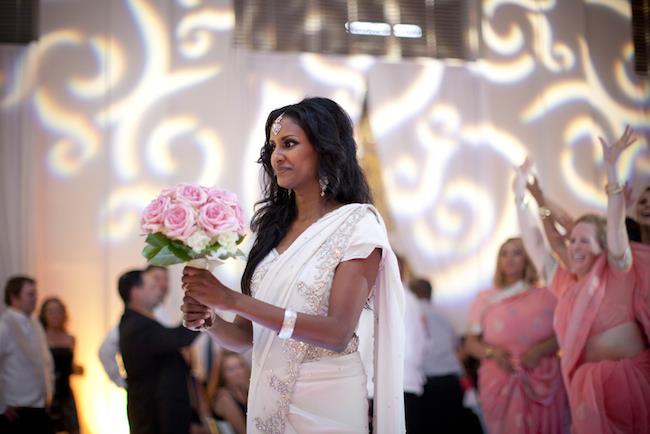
top-left (206, 351), bottom-right (250, 434)
top-left (0, 276), bottom-right (54, 434)
top-left (39, 297), bottom-right (83, 434)
top-left (118, 269), bottom-right (199, 434)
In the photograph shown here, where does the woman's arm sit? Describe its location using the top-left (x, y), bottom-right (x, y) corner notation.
top-left (520, 335), bottom-right (559, 369)
top-left (70, 336), bottom-right (84, 375)
top-left (182, 249), bottom-right (381, 353)
top-left (182, 296), bottom-right (253, 353)
top-left (527, 177), bottom-right (571, 268)
top-left (599, 126), bottom-right (637, 264)
top-left (465, 334), bottom-right (513, 373)
top-left (513, 161), bottom-right (550, 275)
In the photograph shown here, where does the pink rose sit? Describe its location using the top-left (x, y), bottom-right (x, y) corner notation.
top-left (162, 204), bottom-right (197, 241)
top-left (160, 187), bottom-right (176, 200)
top-left (207, 188), bottom-right (247, 234)
top-left (175, 183), bottom-right (208, 207)
top-left (229, 202), bottom-right (247, 234)
top-left (141, 195), bottom-right (170, 233)
top-left (198, 201), bottom-right (240, 237)
top-left (206, 187), bottom-right (238, 204)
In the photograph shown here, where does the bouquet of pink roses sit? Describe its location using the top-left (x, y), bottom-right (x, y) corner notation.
top-left (141, 183), bottom-right (247, 266)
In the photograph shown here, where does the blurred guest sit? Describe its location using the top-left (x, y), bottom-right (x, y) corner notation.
top-left (99, 265), bottom-right (172, 388)
top-left (411, 278), bottom-right (482, 434)
top-left (118, 269), bottom-right (199, 434)
top-left (0, 276), bottom-right (55, 434)
top-left (525, 127), bottom-right (650, 433)
top-left (39, 297), bottom-right (83, 434)
top-left (206, 351), bottom-right (250, 434)
top-left (465, 238), bottom-right (567, 434)
top-left (625, 185), bottom-right (650, 243)
top-left (180, 348), bottom-right (218, 434)
top-left (397, 256), bottom-right (426, 434)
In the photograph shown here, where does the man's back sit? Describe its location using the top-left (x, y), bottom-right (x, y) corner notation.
top-left (119, 308), bottom-right (198, 434)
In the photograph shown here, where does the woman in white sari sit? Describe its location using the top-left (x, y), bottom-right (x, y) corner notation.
top-left (181, 97), bottom-right (405, 434)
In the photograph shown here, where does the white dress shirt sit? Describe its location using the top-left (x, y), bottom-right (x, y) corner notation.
top-left (419, 300), bottom-right (462, 377)
top-left (98, 305), bottom-right (175, 388)
top-left (403, 287), bottom-right (426, 395)
top-left (0, 307), bottom-right (54, 413)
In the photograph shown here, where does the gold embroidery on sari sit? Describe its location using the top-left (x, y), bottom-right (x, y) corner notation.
top-left (253, 207), bottom-right (367, 433)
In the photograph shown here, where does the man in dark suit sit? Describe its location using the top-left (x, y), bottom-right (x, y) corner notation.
top-left (118, 269), bottom-right (199, 434)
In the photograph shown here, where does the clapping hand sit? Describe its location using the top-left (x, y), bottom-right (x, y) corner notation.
top-left (487, 346), bottom-right (514, 373)
top-left (520, 346), bottom-right (542, 369)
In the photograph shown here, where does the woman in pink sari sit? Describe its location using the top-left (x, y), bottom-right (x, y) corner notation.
top-left (524, 126), bottom-right (650, 434)
top-left (466, 237), bottom-right (568, 434)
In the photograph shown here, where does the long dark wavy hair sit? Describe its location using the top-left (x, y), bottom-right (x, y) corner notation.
top-left (240, 97), bottom-right (373, 295)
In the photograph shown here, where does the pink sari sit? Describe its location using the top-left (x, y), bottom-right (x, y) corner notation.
top-left (468, 284), bottom-right (568, 434)
top-left (551, 242), bottom-right (650, 434)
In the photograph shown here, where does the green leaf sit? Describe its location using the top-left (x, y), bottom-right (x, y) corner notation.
top-left (145, 232), bottom-right (170, 248)
top-left (142, 244), bottom-right (162, 260)
top-left (147, 246), bottom-right (186, 266)
top-left (204, 243), bottom-right (222, 253)
top-left (167, 242), bottom-right (193, 262)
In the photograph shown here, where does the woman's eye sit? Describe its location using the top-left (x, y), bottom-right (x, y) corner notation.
top-left (284, 140), bottom-right (297, 148)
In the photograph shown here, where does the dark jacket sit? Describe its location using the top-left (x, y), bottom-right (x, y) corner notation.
top-left (119, 308), bottom-right (198, 434)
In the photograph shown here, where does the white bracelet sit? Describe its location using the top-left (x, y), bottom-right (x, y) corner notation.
top-left (278, 309), bottom-right (297, 339)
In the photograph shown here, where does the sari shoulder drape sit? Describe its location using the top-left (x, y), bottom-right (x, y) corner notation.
top-left (248, 204), bottom-right (404, 433)
top-left (553, 243), bottom-right (650, 383)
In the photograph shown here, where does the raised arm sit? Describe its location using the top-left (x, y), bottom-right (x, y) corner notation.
top-left (182, 249), bottom-right (381, 353)
top-left (526, 176), bottom-right (571, 268)
top-left (513, 160), bottom-right (549, 275)
top-left (599, 126), bottom-right (637, 264)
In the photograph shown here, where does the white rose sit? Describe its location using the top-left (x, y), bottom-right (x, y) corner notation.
top-left (186, 229), bottom-right (212, 253)
top-left (216, 232), bottom-right (238, 256)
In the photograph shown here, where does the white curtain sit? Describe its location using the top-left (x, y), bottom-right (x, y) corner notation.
top-left (0, 45), bottom-right (37, 314)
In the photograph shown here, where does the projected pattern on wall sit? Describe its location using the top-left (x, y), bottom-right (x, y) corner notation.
top-left (1, 0), bottom-right (648, 433)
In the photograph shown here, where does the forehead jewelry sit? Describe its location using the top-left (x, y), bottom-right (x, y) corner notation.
top-left (272, 113), bottom-right (284, 136)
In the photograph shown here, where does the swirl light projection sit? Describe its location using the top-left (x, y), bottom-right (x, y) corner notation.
top-left (0, 0), bottom-right (648, 433)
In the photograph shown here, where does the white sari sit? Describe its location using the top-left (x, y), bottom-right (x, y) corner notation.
top-left (248, 204), bottom-right (405, 434)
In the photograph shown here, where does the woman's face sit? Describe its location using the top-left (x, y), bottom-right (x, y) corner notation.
top-left (222, 355), bottom-right (248, 387)
top-left (636, 189), bottom-right (650, 225)
top-left (269, 116), bottom-right (319, 192)
top-left (498, 239), bottom-right (527, 282)
top-left (43, 300), bottom-right (66, 329)
top-left (567, 222), bottom-right (602, 277)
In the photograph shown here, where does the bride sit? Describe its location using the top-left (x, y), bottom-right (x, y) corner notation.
top-left (181, 97), bottom-right (405, 434)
